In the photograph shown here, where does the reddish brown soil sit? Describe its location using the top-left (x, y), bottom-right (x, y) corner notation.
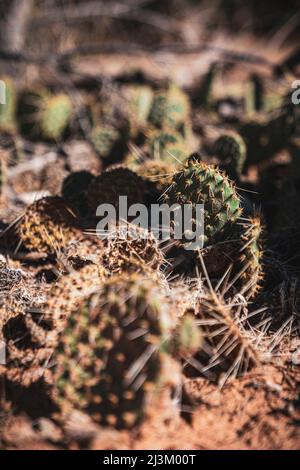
top-left (1, 364), bottom-right (299, 450)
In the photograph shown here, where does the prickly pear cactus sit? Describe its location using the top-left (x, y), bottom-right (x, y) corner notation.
top-left (145, 128), bottom-right (190, 165)
top-left (90, 125), bottom-right (124, 160)
top-left (17, 196), bottom-right (80, 253)
top-left (235, 216), bottom-right (264, 299)
top-left (87, 166), bottom-right (152, 214)
top-left (51, 274), bottom-right (180, 428)
top-left (62, 171), bottom-right (95, 217)
top-left (18, 89), bottom-right (73, 141)
top-left (196, 64), bottom-right (216, 109)
top-left (41, 93), bottom-right (73, 141)
top-left (164, 161), bottom-right (242, 248)
top-left (2, 262), bottom-right (106, 388)
top-left (171, 313), bottom-right (202, 360)
top-left (59, 234), bottom-right (105, 271)
top-left (149, 84), bottom-right (190, 131)
top-left (0, 76), bottom-right (17, 132)
top-left (213, 131), bottom-right (246, 180)
top-left (103, 224), bottom-right (165, 275)
top-left (137, 160), bottom-right (176, 194)
top-left (123, 85), bottom-right (153, 136)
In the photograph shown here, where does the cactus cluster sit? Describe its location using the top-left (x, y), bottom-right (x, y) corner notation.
top-left (2, 260), bottom-right (106, 388)
top-left (2, 61), bottom-right (300, 447)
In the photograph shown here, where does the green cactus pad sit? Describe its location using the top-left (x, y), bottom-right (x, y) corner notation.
top-left (18, 89), bottom-right (73, 141)
top-left (51, 274), bottom-right (178, 428)
top-left (145, 128), bottom-right (190, 165)
top-left (90, 125), bottom-right (125, 160)
top-left (149, 84), bottom-right (190, 131)
top-left (164, 161), bottom-right (242, 248)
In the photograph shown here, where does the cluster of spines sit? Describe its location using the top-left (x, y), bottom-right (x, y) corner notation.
top-left (191, 290), bottom-right (259, 385)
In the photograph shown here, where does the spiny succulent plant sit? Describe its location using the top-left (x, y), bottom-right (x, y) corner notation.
top-left (87, 166), bottom-right (153, 214)
top-left (171, 313), bottom-right (202, 360)
top-left (164, 161), bottom-right (242, 248)
top-left (0, 258), bottom-right (32, 331)
top-left (196, 64), bottom-right (217, 109)
top-left (0, 76), bottom-right (17, 133)
top-left (149, 84), bottom-right (190, 131)
top-left (50, 273), bottom-right (180, 428)
top-left (18, 89), bottom-right (73, 141)
top-left (102, 224), bottom-right (165, 275)
top-left (90, 125), bottom-right (126, 161)
top-left (17, 196), bottom-right (80, 254)
top-left (145, 127), bottom-right (190, 165)
top-left (234, 216), bottom-right (264, 299)
top-left (136, 159), bottom-right (176, 195)
top-left (58, 234), bottom-right (105, 272)
top-left (41, 94), bottom-right (73, 141)
top-left (192, 290), bottom-right (259, 385)
top-left (2, 261), bottom-right (106, 388)
top-left (62, 171), bottom-right (95, 217)
top-left (123, 85), bottom-right (153, 136)
top-left (213, 131), bottom-right (246, 180)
